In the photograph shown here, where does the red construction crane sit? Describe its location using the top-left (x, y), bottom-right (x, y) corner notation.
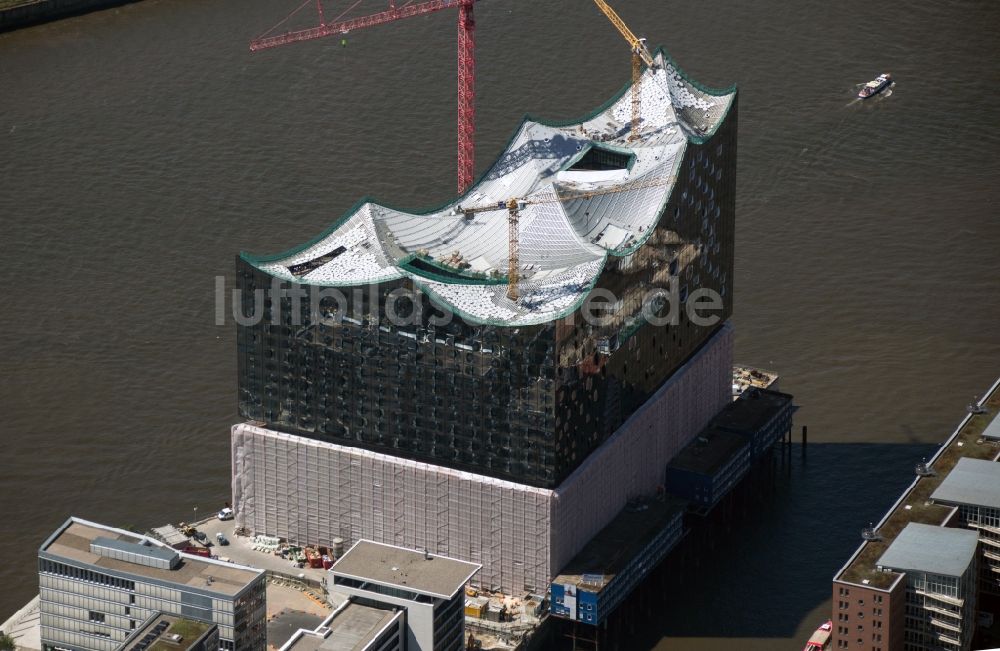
top-left (251, 0), bottom-right (479, 194)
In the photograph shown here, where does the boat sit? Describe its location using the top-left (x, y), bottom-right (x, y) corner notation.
top-left (803, 619), bottom-right (832, 651)
top-left (858, 73), bottom-right (892, 98)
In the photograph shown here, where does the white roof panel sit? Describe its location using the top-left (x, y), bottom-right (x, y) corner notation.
top-left (244, 51), bottom-right (736, 325)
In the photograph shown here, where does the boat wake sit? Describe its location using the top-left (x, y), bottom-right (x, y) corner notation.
top-left (845, 82), bottom-right (895, 108)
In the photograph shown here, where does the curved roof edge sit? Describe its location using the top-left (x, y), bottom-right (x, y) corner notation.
top-left (605, 145), bottom-right (687, 258)
top-left (241, 46), bottom-right (736, 270)
top-left (410, 253), bottom-right (610, 328)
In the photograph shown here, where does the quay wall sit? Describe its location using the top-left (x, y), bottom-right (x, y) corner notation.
top-left (0, 0), bottom-right (141, 32)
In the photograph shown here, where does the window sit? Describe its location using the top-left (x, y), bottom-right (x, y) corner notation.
top-left (87, 611), bottom-right (105, 623)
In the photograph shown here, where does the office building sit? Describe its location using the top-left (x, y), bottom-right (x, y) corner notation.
top-left (931, 455), bottom-right (1000, 596)
top-left (279, 540), bottom-right (479, 651)
top-left (877, 523), bottom-right (978, 650)
top-left (831, 377), bottom-right (1000, 651)
top-left (279, 603), bottom-right (403, 651)
top-left (38, 518), bottom-right (266, 651)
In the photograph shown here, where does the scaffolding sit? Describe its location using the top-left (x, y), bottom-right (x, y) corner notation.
top-left (232, 325), bottom-right (732, 593)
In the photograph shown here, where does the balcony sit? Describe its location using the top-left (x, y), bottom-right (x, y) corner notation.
top-left (968, 521), bottom-right (1000, 537)
top-left (978, 535), bottom-right (1000, 549)
top-left (924, 603), bottom-right (961, 619)
top-left (936, 631), bottom-right (961, 647)
top-left (930, 616), bottom-right (961, 633)
top-left (916, 588), bottom-right (963, 607)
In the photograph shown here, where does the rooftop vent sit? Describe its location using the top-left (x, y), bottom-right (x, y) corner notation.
top-left (915, 460), bottom-right (936, 477)
top-left (861, 524), bottom-right (882, 542)
top-left (967, 397), bottom-right (988, 414)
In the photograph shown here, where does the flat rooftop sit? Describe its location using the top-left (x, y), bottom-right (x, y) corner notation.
top-left (877, 522), bottom-right (978, 577)
top-left (932, 457), bottom-right (1000, 508)
top-left (331, 540), bottom-right (481, 600)
top-left (552, 497), bottom-right (686, 592)
top-left (984, 411), bottom-right (1000, 440)
top-left (712, 387), bottom-right (794, 435)
top-left (41, 518), bottom-right (263, 597)
top-left (667, 427), bottom-right (748, 475)
top-left (836, 377), bottom-right (1000, 589)
top-left (121, 614), bottom-right (214, 651)
top-left (282, 603), bottom-right (398, 651)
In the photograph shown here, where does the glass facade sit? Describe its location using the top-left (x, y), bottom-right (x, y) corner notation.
top-left (899, 566), bottom-right (976, 651)
top-left (38, 554), bottom-right (265, 651)
top-left (236, 101), bottom-right (738, 488)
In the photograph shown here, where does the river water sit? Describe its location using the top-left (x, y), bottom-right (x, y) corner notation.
top-left (1, 0), bottom-right (998, 648)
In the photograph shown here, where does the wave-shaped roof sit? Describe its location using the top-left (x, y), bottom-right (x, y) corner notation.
top-left (243, 49), bottom-right (736, 326)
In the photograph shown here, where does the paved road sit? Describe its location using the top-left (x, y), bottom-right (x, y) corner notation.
top-left (185, 517), bottom-right (329, 586)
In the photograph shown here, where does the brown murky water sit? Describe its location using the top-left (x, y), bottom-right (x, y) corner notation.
top-left (1, 0), bottom-right (999, 647)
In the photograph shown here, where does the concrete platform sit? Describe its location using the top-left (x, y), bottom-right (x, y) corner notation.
top-left (186, 517), bottom-right (328, 587)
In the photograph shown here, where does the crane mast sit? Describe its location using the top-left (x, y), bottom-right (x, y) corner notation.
top-left (459, 175), bottom-right (677, 302)
top-left (252, 1), bottom-right (664, 302)
top-left (591, 0), bottom-right (656, 140)
top-left (457, 0), bottom-right (476, 192)
top-left (505, 198), bottom-right (519, 301)
top-left (250, 0), bottom-right (479, 194)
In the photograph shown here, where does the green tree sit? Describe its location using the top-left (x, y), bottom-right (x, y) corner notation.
top-left (0, 630), bottom-right (15, 651)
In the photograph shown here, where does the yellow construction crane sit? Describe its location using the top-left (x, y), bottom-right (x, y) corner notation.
top-left (457, 175), bottom-right (675, 301)
top-left (592, 0), bottom-right (656, 140)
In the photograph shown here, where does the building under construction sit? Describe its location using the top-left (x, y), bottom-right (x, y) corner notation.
top-left (232, 48), bottom-right (739, 594)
